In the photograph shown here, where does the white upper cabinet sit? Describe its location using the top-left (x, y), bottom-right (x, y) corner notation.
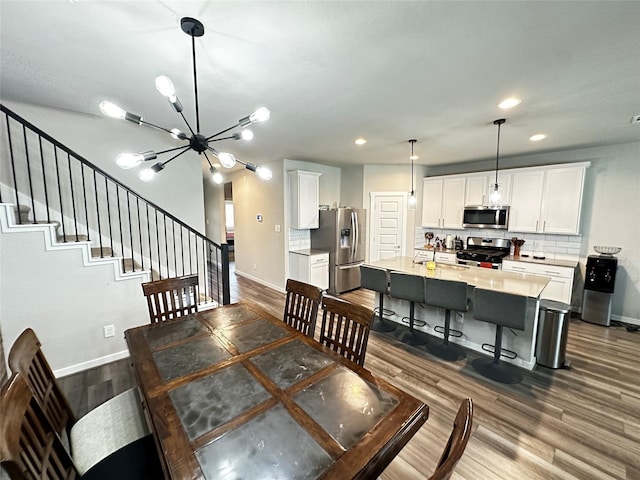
top-left (509, 164), bottom-right (587, 234)
top-left (464, 174), bottom-right (487, 206)
top-left (422, 176), bottom-right (465, 229)
top-left (289, 170), bottom-right (322, 229)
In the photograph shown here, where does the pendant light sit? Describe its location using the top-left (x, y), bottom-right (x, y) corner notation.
top-left (408, 139), bottom-right (418, 210)
top-left (488, 119), bottom-right (506, 207)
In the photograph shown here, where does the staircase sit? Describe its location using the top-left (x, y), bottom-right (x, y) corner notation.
top-left (0, 104), bottom-right (230, 306)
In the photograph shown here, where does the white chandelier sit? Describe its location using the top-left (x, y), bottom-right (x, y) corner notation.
top-left (99, 17), bottom-right (272, 184)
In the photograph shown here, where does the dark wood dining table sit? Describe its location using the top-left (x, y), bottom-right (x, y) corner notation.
top-left (125, 301), bottom-right (429, 479)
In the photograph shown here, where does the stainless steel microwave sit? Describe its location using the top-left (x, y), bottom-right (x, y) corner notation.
top-left (462, 206), bottom-right (509, 230)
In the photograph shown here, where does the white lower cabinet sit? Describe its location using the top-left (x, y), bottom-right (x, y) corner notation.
top-left (289, 251), bottom-right (329, 290)
top-left (502, 260), bottom-right (574, 304)
top-left (434, 251), bottom-right (457, 265)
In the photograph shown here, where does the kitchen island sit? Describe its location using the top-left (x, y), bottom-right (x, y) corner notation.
top-left (368, 257), bottom-right (551, 370)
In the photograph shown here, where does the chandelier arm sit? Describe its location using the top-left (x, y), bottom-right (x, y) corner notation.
top-left (202, 151), bottom-right (215, 169)
top-left (178, 111), bottom-right (197, 137)
top-left (191, 34), bottom-right (201, 134)
top-left (158, 146), bottom-right (192, 167)
top-left (139, 119), bottom-right (177, 135)
top-left (208, 135), bottom-right (238, 142)
top-left (155, 145), bottom-right (190, 156)
top-left (206, 123), bottom-right (242, 141)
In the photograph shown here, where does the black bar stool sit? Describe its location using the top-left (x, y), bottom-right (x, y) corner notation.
top-left (389, 271), bottom-right (428, 346)
top-left (360, 265), bottom-right (396, 332)
top-left (471, 288), bottom-right (528, 384)
top-left (425, 278), bottom-right (468, 361)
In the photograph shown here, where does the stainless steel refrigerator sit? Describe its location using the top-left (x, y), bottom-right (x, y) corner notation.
top-left (311, 208), bottom-right (366, 295)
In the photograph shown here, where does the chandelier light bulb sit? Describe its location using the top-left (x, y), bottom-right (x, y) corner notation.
top-left (155, 76), bottom-right (176, 100)
top-left (138, 168), bottom-right (156, 182)
top-left (170, 128), bottom-right (186, 140)
top-left (249, 107), bottom-right (270, 123)
top-left (210, 166), bottom-right (224, 184)
top-left (99, 101), bottom-right (127, 119)
top-left (241, 129), bottom-right (254, 141)
top-left (218, 152), bottom-right (237, 169)
top-left (256, 166), bottom-right (272, 180)
top-left (116, 153), bottom-right (143, 169)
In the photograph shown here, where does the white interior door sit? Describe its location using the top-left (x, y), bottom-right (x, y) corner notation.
top-left (369, 193), bottom-right (407, 261)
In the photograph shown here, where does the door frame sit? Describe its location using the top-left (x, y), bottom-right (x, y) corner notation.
top-left (368, 192), bottom-right (408, 262)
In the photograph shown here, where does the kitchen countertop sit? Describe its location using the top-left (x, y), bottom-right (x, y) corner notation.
top-left (503, 255), bottom-right (579, 269)
top-left (369, 256), bottom-right (550, 298)
top-left (289, 249), bottom-right (329, 256)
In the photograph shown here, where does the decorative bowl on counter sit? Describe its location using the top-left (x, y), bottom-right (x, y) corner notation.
top-left (593, 246), bottom-right (621, 255)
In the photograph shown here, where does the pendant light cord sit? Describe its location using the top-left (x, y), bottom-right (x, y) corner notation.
top-left (192, 34), bottom-right (200, 134)
top-left (493, 119), bottom-right (505, 186)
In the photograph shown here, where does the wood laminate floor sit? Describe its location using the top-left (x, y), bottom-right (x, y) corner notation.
top-left (59, 272), bottom-right (640, 479)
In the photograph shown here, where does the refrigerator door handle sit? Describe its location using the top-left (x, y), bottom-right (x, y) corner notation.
top-left (352, 211), bottom-right (358, 260)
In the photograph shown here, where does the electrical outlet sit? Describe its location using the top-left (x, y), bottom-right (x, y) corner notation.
top-left (253, 263), bottom-right (257, 270)
top-left (275, 224), bottom-right (281, 232)
top-left (103, 324), bottom-right (115, 338)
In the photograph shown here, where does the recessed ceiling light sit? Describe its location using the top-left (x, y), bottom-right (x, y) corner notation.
top-left (354, 138), bottom-right (367, 145)
top-left (529, 134), bottom-right (546, 142)
top-left (498, 97), bottom-right (522, 109)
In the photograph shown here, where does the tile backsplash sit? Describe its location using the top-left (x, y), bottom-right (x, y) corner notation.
top-left (416, 227), bottom-right (583, 261)
top-left (289, 228), bottom-right (311, 251)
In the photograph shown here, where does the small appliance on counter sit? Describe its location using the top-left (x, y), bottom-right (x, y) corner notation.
top-left (454, 236), bottom-right (464, 250)
top-left (582, 246), bottom-right (620, 326)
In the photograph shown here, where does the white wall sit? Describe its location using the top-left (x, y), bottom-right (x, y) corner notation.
top-left (0, 224), bottom-right (149, 374)
top-left (340, 165), bottom-right (364, 208)
top-left (231, 159), bottom-right (285, 290)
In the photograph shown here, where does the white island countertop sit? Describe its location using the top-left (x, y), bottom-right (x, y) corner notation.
top-left (369, 256), bottom-right (551, 298)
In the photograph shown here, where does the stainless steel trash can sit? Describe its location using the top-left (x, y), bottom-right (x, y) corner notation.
top-left (536, 300), bottom-right (571, 369)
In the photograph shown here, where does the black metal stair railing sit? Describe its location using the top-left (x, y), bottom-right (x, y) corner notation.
top-left (0, 104), bottom-right (230, 306)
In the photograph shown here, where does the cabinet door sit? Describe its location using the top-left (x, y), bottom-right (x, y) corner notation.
top-left (289, 171), bottom-right (321, 229)
top-left (509, 170), bottom-right (545, 232)
top-left (421, 178), bottom-right (443, 228)
top-left (465, 175), bottom-right (488, 206)
top-left (541, 277), bottom-right (572, 304)
top-left (540, 167), bottom-right (585, 234)
top-left (442, 177), bottom-right (465, 229)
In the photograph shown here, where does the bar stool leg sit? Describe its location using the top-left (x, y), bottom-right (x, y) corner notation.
top-left (399, 302), bottom-right (428, 346)
top-left (371, 292), bottom-right (396, 333)
top-left (426, 309), bottom-right (466, 361)
top-left (471, 325), bottom-right (522, 384)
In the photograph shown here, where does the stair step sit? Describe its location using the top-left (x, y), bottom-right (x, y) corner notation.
top-left (91, 247), bottom-right (114, 258)
top-left (57, 235), bottom-right (89, 242)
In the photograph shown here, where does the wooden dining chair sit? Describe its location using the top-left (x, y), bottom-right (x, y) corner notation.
top-left (283, 278), bottom-right (324, 337)
top-left (429, 398), bottom-right (474, 480)
top-left (319, 296), bottom-right (373, 367)
top-left (0, 373), bottom-right (162, 480)
top-left (7, 328), bottom-right (152, 476)
top-left (141, 274), bottom-right (199, 323)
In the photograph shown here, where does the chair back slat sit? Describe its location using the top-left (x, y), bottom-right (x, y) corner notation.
top-left (1, 374), bottom-right (77, 480)
top-left (430, 398), bottom-right (474, 480)
top-left (283, 279), bottom-right (323, 337)
top-left (7, 329), bottom-right (76, 438)
top-left (142, 274), bottom-right (199, 323)
top-left (320, 296), bottom-right (373, 367)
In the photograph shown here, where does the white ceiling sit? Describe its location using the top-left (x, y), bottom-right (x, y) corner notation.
top-left (1, 1), bottom-right (639, 171)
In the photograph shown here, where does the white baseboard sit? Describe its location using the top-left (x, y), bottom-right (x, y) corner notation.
top-left (611, 314), bottom-right (640, 326)
top-left (234, 269), bottom-right (285, 294)
top-left (53, 350), bottom-right (130, 378)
